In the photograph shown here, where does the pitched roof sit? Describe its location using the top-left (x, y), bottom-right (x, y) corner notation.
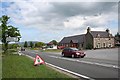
top-left (90, 31), bottom-right (113, 38)
top-left (71, 40), bottom-right (78, 43)
top-left (59, 34), bottom-right (85, 44)
top-left (59, 29), bottom-right (114, 44)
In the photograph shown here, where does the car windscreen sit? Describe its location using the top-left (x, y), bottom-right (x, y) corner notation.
top-left (71, 48), bottom-right (79, 51)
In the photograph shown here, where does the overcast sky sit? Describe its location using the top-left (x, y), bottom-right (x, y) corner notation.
top-left (0, 0), bottom-right (119, 42)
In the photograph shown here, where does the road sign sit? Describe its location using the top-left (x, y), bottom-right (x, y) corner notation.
top-left (6, 37), bottom-right (18, 42)
top-left (34, 54), bottom-right (45, 66)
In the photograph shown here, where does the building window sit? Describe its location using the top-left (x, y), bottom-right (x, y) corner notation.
top-left (96, 44), bottom-right (98, 48)
top-left (103, 43), bottom-right (105, 47)
top-left (98, 43), bottom-right (100, 48)
top-left (109, 43), bottom-right (112, 47)
top-left (82, 44), bottom-right (83, 47)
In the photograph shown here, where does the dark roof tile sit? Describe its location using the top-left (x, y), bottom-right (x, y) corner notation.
top-left (59, 30), bottom-right (114, 44)
top-left (59, 34), bottom-right (85, 43)
top-left (90, 31), bottom-right (113, 38)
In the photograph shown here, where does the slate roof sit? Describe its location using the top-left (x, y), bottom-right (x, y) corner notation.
top-left (71, 40), bottom-right (78, 43)
top-left (59, 34), bottom-right (85, 44)
top-left (59, 30), bottom-right (114, 44)
top-left (90, 31), bottom-right (113, 38)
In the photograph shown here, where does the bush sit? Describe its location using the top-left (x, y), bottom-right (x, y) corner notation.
top-left (8, 44), bottom-right (20, 49)
top-left (24, 41), bottom-right (28, 48)
top-left (35, 42), bottom-right (45, 48)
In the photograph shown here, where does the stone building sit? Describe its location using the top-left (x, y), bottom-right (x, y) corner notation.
top-left (59, 27), bottom-right (115, 49)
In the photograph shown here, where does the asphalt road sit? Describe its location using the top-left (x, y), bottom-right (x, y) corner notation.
top-left (22, 48), bottom-right (119, 80)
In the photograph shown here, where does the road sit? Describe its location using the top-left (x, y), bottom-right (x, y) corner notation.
top-left (22, 48), bottom-right (119, 80)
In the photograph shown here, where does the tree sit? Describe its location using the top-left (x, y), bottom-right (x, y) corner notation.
top-left (115, 32), bottom-right (120, 47)
top-left (24, 41), bottom-right (28, 48)
top-left (35, 42), bottom-right (45, 48)
top-left (0, 21), bottom-right (1, 40)
top-left (115, 32), bottom-right (120, 42)
top-left (50, 40), bottom-right (58, 45)
top-left (115, 32), bottom-right (120, 37)
top-left (0, 15), bottom-right (21, 53)
top-left (30, 41), bottom-right (34, 48)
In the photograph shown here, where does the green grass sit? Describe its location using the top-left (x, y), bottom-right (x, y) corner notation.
top-left (2, 54), bottom-right (73, 78)
top-left (0, 52), bottom-right (2, 79)
top-left (0, 45), bottom-right (2, 79)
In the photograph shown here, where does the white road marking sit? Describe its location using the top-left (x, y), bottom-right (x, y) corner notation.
top-left (45, 62), bottom-right (94, 80)
top-left (49, 55), bottom-right (120, 69)
top-left (22, 53), bottom-right (94, 80)
top-left (25, 50), bottom-right (119, 69)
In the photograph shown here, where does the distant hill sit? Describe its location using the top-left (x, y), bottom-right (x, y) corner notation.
top-left (18, 41), bottom-right (39, 47)
top-left (0, 41), bottom-right (46, 47)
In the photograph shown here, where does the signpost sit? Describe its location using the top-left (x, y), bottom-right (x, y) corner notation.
top-left (6, 37), bottom-right (19, 42)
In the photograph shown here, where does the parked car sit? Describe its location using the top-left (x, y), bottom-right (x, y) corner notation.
top-left (61, 48), bottom-right (86, 58)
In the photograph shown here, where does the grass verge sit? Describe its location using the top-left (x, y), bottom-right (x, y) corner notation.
top-left (0, 52), bottom-right (2, 79)
top-left (2, 53), bottom-right (76, 79)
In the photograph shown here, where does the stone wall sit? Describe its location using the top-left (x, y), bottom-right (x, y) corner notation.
top-left (85, 32), bottom-right (93, 49)
top-left (93, 38), bottom-right (114, 48)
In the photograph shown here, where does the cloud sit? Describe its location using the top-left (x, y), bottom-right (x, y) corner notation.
top-left (64, 16), bottom-right (86, 29)
top-left (3, 2), bottom-right (117, 29)
top-left (1, 1), bottom-right (118, 42)
top-left (2, 0), bottom-right (119, 2)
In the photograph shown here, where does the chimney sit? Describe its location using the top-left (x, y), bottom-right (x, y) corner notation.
top-left (106, 29), bottom-right (109, 33)
top-left (87, 27), bottom-right (91, 33)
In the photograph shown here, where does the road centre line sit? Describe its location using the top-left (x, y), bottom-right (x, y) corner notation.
top-left (25, 51), bottom-right (119, 69)
top-left (49, 55), bottom-right (119, 69)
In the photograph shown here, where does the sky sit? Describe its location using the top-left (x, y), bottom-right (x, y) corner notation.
top-left (0, 0), bottom-right (119, 43)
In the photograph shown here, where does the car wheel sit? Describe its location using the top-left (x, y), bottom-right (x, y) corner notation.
top-left (71, 54), bottom-right (75, 58)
